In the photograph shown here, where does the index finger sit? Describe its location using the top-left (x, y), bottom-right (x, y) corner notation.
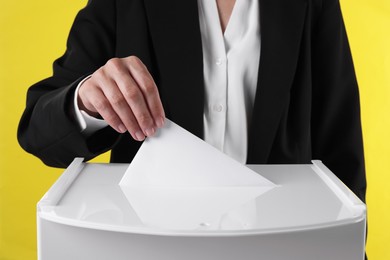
top-left (125, 56), bottom-right (165, 128)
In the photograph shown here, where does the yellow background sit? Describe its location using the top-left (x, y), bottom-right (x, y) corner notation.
top-left (0, 0), bottom-right (388, 259)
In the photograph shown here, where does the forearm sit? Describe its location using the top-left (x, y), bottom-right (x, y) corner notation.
top-left (17, 76), bottom-right (119, 168)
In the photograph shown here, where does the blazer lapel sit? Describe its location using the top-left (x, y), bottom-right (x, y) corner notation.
top-left (247, 0), bottom-right (308, 163)
top-left (143, 0), bottom-right (205, 138)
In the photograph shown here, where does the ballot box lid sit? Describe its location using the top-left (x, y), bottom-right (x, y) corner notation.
top-left (37, 158), bottom-right (365, 237)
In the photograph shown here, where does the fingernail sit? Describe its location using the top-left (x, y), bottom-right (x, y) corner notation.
top-left (135, 131), bottom-right (145, 141)
top-left (118, 124), bottom-right (127, 133)
top-left (156, 117), bottom-right (165, 128)
top-left (144, 128), bottom-right (155, 136)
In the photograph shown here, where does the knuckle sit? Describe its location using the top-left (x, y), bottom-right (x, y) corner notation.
top-left (95, 106), bottom-right (120, 126)
top-left (94, 99), bottom-right (109, 112)
top-left (142, 79), bottom-right (157, 95)
top-left (92, 68), bottom-right (103, 79)
top-left (101, 112), bottom-right (113, 122)
top-left (81, 81), bottom-right (97, 93)
top-left (150, 103), bottom-right (163, 115)
top-left (92, 69), bottom-right (107, 83)
top-left (106, 58), bottom-right (122, 71)
top-left (122, 116), bottom-right (135, 127)
top-left (78, 84), bottom-right (88, 96)
top-left (106, 57), bottom-right (120, 65)
top-left (105, 113), bottom-right (119, 125)
top-left (125, 88), bottom-right (142, 102)
top-left (128, 55), bottom-right (142, 65)
top-left (109, 94), bottom-right (125, 106)
top-left (137, 113), bottom-right (152, 126)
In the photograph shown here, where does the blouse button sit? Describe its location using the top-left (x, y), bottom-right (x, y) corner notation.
top-left (213, 104), bottom-right (223, 112)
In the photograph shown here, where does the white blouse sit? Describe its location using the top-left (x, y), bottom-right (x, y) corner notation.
top-left (198, 0), bottom-right (261, 163)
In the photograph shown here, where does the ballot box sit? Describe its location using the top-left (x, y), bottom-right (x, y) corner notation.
top-left (37, 158), bottom-right (366, 260)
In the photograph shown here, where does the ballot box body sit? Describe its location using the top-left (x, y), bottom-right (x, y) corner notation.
top-left (37, 159), bottom-right (366, 260)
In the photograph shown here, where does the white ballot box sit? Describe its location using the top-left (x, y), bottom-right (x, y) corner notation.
top-left (37, 158), bottom-right (366, 260)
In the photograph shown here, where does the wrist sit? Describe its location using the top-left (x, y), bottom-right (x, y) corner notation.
top-left (76, 76), bottom-right (100, 118)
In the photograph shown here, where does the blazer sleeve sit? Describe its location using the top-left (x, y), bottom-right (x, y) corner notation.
top-left (18, 0), bottom-right (121, 168)
top-left (311, 0), bottom-right (366, 201)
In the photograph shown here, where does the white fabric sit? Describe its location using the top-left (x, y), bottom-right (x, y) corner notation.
top-left (74, 0), bottom-right (261, 163)
top-left (73, 75), bottom-right (108, 136)
top-left (198, 0), bottom-right (261, 163)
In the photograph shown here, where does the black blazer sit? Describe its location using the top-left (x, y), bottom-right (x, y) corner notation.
top-left (18, 0), bottom-right (366, 201)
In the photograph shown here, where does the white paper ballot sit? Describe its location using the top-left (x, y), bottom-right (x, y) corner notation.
top-left (118, 119), bottom-right (277, 231)
top-left (119, 119), bottom-right (276, 188)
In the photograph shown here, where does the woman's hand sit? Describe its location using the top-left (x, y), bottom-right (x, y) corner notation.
top-left (77, 56), bottom-right (165, 141)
